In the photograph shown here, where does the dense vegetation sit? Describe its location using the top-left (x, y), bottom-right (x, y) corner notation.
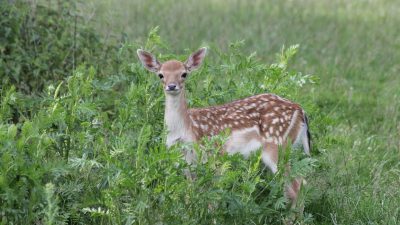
top-left (1, 0), bottom-right (399, 224)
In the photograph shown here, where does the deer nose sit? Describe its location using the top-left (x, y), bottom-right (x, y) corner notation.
top-left (167, 84), bottom-right (177, 90)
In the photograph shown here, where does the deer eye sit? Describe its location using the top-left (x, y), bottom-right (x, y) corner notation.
top-left (181, 72), bottom-right (187, 78)
top-left (158, 74), bottom-right (164, 79)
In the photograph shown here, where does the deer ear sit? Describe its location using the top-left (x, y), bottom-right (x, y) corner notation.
top-left (137, 49), bottom-right (161, 73)
top-left (185, 47), bottom-right (207, 72)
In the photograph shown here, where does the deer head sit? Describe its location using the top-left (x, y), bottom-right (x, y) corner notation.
top-left (137, 47), bottom-right (207, 96)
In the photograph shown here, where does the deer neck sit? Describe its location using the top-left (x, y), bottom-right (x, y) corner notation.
top-left (165, 90), bottom-right (193, 147)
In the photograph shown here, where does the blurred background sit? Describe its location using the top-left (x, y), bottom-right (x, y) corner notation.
top-left (1, 0), bottom-right (399, 224)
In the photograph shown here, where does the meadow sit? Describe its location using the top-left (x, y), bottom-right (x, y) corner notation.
top-left (1, 0), bottom-right (399, 224)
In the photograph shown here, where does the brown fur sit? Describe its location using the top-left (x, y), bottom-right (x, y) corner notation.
top-left (188, 93), bottom-right (305, 144)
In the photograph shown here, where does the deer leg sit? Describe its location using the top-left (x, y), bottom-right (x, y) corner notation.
top-left (285, 171), bottom-right (302, 208)
top-left (262, 142), bottom-right (302, 208)
top-left (262, 142), bottom-right (278, 174)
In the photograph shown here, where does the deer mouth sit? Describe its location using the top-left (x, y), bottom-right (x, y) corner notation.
top-left (165, 88), bottom-right (181, 95)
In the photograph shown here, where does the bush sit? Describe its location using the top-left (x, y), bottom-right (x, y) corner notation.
top-left (0, 1), bottom-right (112, 93)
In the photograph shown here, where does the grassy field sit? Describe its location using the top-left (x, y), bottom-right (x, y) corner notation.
top-left (1, 0), bottom-right (399, 224)
top-left (87, 0), bottom-right (400, 223)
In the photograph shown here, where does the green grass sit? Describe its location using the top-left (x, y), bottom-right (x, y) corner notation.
top-left (86, 0), bottom-right (400, 223)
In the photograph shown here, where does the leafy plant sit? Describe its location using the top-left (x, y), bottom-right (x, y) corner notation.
top-left (0, 1), bottom-right (113, 94)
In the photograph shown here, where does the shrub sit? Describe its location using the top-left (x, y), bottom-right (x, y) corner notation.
top-left (0, 1), bottom-right (111, 93)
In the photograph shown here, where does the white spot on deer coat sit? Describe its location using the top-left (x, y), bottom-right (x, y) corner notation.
top-left (200, 124), bottom-right (208, 131)
top-left (266, 112), bottom-right (275, 117)
top-left (192, 120), bottom-right (199, 127)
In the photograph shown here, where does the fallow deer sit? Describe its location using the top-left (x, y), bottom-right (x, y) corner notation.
top-left (137, 47), bottom-right (311, 205)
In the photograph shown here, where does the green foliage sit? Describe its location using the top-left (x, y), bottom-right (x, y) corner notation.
top-left (44, 183), bottom-right (62, 225)
top-left (0, 18), bottom-right (318, 223)
top-left (0, 1), bottom-right (112, 93)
